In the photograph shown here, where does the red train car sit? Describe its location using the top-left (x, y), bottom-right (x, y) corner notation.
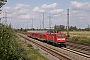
top-left (37, 31), bottom-right (47, 41)
top-left (27, 31), bottom-right (47, 41)
top-left (27, 31), bottom-right (66, 47)
top-left (27, 31), bottom-right (38, 38)
top-left (47, 32), bottom-right (66, 47)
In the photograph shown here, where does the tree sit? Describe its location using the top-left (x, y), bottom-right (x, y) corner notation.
top-left (59, 25), bottom-right (65, 31)
top-left (69, 26), bottom-right (77, 31)
top-left (0, 0), bottom-right (7, 8)
top-left (0, 0), bottom-right (7, 2)
top-left (53, 25), bottom-right (65, 32)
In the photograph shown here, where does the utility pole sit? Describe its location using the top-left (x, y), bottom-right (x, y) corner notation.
top-left (0, 18), bottom-right (1, 23)
top-left (41, 12), bottom-right (44, 30)
top-left (0, 10), bottom-right (1, 24)
top-left (22, 24), bottom-right (24, 29)
top-left (40, 21), bottom-right (41, 30)
top-left (3, 12), bottom-right (7, 25)
top-left (49, 14), bottom-right (51, 30)
top-left (2, 11), bottom-right (4, 24)
top-left (0, 0), bottom-right (7, 24)
top-left (67, 9), bottom-right (69, 39)
top-left (5, 12), bottom-right (7, 25)
top-left (27, 22), bottom-right (28, 29)
top-left (31, 19), bottom-right (33, 29)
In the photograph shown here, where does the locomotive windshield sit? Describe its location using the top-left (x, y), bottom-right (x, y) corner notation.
top-left (58, 34), bottom-right (65, 38)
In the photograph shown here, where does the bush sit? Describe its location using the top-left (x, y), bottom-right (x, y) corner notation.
top-left (72, 36), bottom-right (80, 41)
top-left (80, 39), bottom-right (90, 45)
top-left (28, 44), bottom-right (33, 47)
top-left (0, 24), bottom-right (21, 60)
top-left (66, 35), bottom-right (70, 39)
top-left (69, 36), bottom-right (90, 45)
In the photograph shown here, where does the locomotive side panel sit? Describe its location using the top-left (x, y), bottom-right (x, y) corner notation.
top-left (47, 33), bottom-right (56, 42)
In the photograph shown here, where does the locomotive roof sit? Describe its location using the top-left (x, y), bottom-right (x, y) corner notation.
top-left (48, 32), bottom-right (65, 34)
top-left (27, 31), bottom-right (65, 34)
top-left (27, 30), bottom-right (47, 33)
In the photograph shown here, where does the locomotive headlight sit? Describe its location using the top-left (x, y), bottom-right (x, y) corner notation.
top-left (62, 38), bottom-right (65, 40)
top-left (57, 38), bottom-right (65, 40)
top-left (57, 39), bottom-right (61, 40)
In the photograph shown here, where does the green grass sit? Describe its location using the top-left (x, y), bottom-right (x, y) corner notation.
top-left (27, 44), bottom-right (48, 60)
top-left (64, 31), bottom-right (90, 45)
top-left (17, 39), bottom-right (48, 60)
top-left (69, 31), bottom-right (90, 37)
top-left (64, 31), bottom-right (90, 37)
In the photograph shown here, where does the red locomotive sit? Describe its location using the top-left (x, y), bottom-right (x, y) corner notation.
top-left (27, 31), bottom-right (66, 47)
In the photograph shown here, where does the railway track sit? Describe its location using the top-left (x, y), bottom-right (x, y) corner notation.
top-left (39, 40), bottom-right (90, 60)
top-left (17, 33), bottom-right (71, 60)
top-left (22, 32), bottom-right (90, 56)
top-left (17, 33), bottom-right (90, 60)
top-left (66, 42), bottom-right (90, 56)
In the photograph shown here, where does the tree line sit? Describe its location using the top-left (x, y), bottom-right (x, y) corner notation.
top-left (16, 25), bottom-right (90, 32)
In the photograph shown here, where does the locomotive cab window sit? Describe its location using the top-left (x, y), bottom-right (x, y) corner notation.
top-left (58, 34), bottom-right (65, 38)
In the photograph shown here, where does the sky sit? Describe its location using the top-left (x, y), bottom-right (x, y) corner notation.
top-left (0, 0), bottom-right (90, 29)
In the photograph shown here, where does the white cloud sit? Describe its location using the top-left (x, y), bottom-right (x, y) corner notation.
top-left (51, 9), bottom-right (63, 14)
top-left (1, 3), bottom-right (33, 29)
top-left (68, 1), bottom-right (90, 28)
top-left (70, 1), bottom-right (90, 18)
top-left (3, 3), bottom-right (31, 19)
top-left (32, 7), bottom-right (39, 11)
top-left (70, 1), bottom-right (90, 10)
top-left (8, 12), bottom-right (17, 17)
top-left (54, 14), bottom-right (61, 16)
top-left (19, 14), bottom-right (30, 19)
top-left (71, 10), bottom-right (88, 18)
top-left (32, 7), bottom-right (45, 12)
top-left (41, 3), bottom-right (57, 9)
top-left (72, 11), bottom-right (78, 13)
top-left (18, 9), bottom-right (30, 14)
top-left (4, 7), bottom-right (10, 10)
top-left (14, 3), bottom-right (30, 10)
